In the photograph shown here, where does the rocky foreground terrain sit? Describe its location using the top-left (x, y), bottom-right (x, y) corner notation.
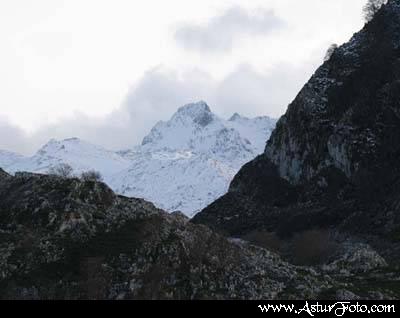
top-left (1, 1), bottom-right (400, 300)
top-left (0, 169), bottom-right (398, 299)
top-left (0, 169), bottom-right (331, 299)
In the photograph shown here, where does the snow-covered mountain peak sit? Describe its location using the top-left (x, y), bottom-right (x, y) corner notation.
top-left (37, 137), bottom-right (83, 154)
top-left (175, 100), bottom-right (211, 116)
top-left (229, 113), bottom-right (247, 122)
top-left (141, 101), bottom-right (223, 151)
top-left (8, 137), bottom-right (131, 178)
top-left (175, 100), bottom-right (211, 117)
top-left (1, 102), bottom-right (277, 217)
top-left (140, 101), bottom-right (268, 158)
top-left (170, 101), bottom-right (216, 128)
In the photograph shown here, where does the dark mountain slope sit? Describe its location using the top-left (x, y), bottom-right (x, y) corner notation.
top-left (193, 0), bottom-right (400, 259)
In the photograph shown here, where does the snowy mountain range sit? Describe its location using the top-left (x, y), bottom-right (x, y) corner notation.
top-left (0, 101), bottom-right (276, 216)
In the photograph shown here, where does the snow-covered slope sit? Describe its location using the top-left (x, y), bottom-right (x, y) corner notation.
top-left (226, 113), bottom-right (277, 152)
top-left (110, 151), bottom-right (237, 214)
top-left (7, 138), bottom-right (131, 180)
top-left (110, 101), bottom-right (276, 216)
top-left (0, 150), bottom-right (25, 170)
top-left (2, 102), bottom-right (276, 216)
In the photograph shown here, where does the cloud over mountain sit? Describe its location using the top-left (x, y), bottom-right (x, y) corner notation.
top-left (175, 6), bottom-right (285, 53)
top-left (0, 58), bottom-right (318, 156)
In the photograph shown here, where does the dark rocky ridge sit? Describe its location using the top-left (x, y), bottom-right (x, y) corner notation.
top-left (0, 172), bottom-right (347, 299)
top-left (1, 172), bottom-right (398, 299)
top-left (193, 0), bottom-right (400, 262)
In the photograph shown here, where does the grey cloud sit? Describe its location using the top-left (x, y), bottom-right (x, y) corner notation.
top-left (175, 6), bottom-right (285, 52)
top-left (0, 68), bottom-right (214, 155)
top-left (29, 111), bottom-right (134, 152)
top-left (121, 67), bottom-right (213, 137)
top-left (118, 63), bottom-right (316, 145)
top-left (0, 60), bottom-right (318, 155)
top-left (215, 63), bottom-right (316, 118)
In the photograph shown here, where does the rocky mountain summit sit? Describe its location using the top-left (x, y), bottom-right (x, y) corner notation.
top-left (193, 0), bottom-right (400, 295)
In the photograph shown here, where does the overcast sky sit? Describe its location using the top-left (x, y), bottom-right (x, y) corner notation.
top-left (0, 0), bottom-right (367, 154)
